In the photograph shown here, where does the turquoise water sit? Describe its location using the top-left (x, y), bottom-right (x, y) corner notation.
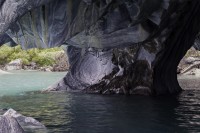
top-left (0, 72), bottom-right (200, 132)
top-left (0, 71), bottom-right (66, 96)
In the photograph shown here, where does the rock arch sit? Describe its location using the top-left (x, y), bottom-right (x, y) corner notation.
top-left (1, 0), bottom-right (200, 95)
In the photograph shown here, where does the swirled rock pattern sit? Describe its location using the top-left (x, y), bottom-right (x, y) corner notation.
top-left (1, 0), bottom-right (200, 95)
top-left (2, 0), bottom-right (167, 49)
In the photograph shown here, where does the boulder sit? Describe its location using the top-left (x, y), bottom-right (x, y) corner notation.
top-left (39, 67), bottom-right (52, 72)
top-left (3, 109), bottom-right (46, 130)
top-left (5, 59), bottom-right (23, 71)
top-left (0, 115), bottom-right (24, 133)
top-left (45, 67), bottom-right (52, 72)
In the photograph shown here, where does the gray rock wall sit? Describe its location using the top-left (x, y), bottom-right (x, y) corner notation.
top-left (46, 46), bottom-right (115, 92)
top-left (1, 0), bottom-right (200, 95)
top-left (1, 0), bottom-right (169, 49)
top-left (37, 0), bottom-right (166, 95)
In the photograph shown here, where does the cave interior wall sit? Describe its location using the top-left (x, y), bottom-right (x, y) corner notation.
top-left (1, 0), bottom-right (200, 95)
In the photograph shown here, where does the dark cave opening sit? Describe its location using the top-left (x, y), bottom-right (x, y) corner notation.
top-left (153, 0), bottom-right (200, 95)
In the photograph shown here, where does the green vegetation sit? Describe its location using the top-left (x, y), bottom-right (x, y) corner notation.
top-left (0, 45), bottom-right (64, 67)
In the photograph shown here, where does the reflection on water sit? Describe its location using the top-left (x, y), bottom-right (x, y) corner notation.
top-left (0, 91), bottom-right (200, 133)
top-left (176, 91), bottom-right (200, 133)
top-left (0, 72), bottom-right (200, 132)
top-left (178, 75), bottom-right (200, 90)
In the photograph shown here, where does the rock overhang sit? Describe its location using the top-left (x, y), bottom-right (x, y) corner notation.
top-left (1, 0), bottom-right (200, 95)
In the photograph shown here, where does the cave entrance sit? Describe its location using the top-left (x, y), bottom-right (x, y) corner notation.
top-left (0, 44), bottom-right (69, 96)
top-left (178, 46), bottom-right (200, 90)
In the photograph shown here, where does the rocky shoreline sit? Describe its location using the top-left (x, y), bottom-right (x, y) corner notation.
top-left (178, 48), bottom-right (200, 76)
top-left (0, 52), bottom-right (69, 72)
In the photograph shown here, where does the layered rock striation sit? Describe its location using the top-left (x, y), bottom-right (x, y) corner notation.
top-left (1, 0), bottom-right (200, 95)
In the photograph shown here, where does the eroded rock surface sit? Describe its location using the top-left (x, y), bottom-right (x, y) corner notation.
top-left (1, 0), bottom-right (200, 95)
top-left (4, 109), bottom-right (46, 130)
top-left (0, 115), bottom-right (24, 133)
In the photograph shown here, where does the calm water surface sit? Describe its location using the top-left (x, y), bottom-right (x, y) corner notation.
top-left (0, 72), bottom-right (200, 133)
top-left (0, 70), bottom-right (66, 96)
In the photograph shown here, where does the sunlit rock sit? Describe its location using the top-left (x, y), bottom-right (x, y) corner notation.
top-left (5, 59), bottom-right (23, 71)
